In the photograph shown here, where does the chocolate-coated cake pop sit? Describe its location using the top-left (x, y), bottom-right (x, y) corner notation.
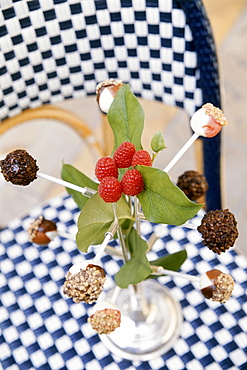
top-left (28, 216), bottom-right (58, 245)
top-left (199, 269), bottom-right (234, 303)
top-left (177, 170), bottom-right (208, 201)
top-left (198, 209), bottom-right (238, 254)
top-left (96, 78), bottom-right (124, 113)
top-left (63, 262), bottom-right (106, 304)
top-left (0, 149), bottom-right (39, 186)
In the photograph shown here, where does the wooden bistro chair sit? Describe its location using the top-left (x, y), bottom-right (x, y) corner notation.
top-left (0, 0), bottom-right (222, 210)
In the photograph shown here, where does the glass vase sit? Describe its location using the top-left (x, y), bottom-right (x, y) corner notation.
top-left (100, 279), bottom-right (182, 361)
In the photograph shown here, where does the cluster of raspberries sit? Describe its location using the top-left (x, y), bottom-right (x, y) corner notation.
top-left (95, 141), bottom-right (152, 203)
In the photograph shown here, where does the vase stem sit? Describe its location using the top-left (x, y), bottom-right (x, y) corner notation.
top-left (128, 283), bottom-right (149, 321)
top-left (112, 203), bottom-right (129, 263)
top-left (134, 197), bottom-right (141, 235)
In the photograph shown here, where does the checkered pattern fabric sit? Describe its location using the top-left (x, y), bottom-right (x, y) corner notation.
top-left (1, 194), bottom-right (247, 370)
top-left (0, 0), bottom-right (220, 121)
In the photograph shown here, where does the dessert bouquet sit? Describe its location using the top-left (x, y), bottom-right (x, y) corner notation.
top-left (0, 81), bottom-right (238, 339)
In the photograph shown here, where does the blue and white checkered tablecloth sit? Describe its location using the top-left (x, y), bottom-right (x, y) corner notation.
top-left (1, 194), bottom-right (247, 370)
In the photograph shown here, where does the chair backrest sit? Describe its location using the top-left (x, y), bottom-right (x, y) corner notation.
top-left (0, 0), bottom-right (222, 210)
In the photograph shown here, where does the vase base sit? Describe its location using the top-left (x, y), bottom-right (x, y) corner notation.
top-left (100, 279), bottom-right (182, 361)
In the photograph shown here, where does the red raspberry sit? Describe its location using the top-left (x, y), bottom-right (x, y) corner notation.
top-left (98, 176), bottom-right (122, 203)
top-left (95, 157), bottom-right (118, 181)
top-left (113, 141), bottom-right (136, 168)
top-left (132, 150), bottom-right (152, 167)
top-left (121, 169), bottom-right (144, 196)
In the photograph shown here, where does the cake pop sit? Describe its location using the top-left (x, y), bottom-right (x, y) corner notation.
top-left (28, 216), bottom-right (58, 245)
top-left (190, 103), bottom-right (228, 138)
top-left (198, 209), bottom-right (239, 254)
top-left (88, 300), bottom-right (121, 334)
top-left (63, 261), bottom-right (106, 304)
top-left (153, 266), bottom-right (234, 303)
top-left (177, 170), bottom-right (209, 201)
top-left (96, 78), bottom-right (124, 114)
top-left (0, 149), bottom-right (96, 196)
top-left (0, 149), bottom-right (39, 186)
top-left (199, 269), bottom-right (235, 303)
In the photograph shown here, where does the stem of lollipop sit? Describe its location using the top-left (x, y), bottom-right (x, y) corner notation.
top-left (163, 133), bottom-right (199, 173)
top-left (93, 219), bottom-right (119, 264)
top-left (152, 265), bottom-right (199, 283)
top-left (38, 172), bottom-right (96, 197)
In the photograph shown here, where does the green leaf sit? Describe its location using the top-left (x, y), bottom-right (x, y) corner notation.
top-left (149, 250), bottom-right (187, 279)
top-left (76, 193), bottom-right (134, 252)
top-left (114, 228), bottom-right (152, 288)
top-left (137, 166), bottom-right (202, 225)
top-left (151, 130), bottom-right (167, 153)
top-left (107, 84), bottom-right (144, 151)
top-left (61, 164), bottom-right (98, 210)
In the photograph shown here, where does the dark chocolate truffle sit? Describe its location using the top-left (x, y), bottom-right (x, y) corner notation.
top-left (0, 149), bottom-right (39, 186)
top-left (177, 170), bottom-right (208, 201)
top-left (197, 209), bottom-right (238, 254)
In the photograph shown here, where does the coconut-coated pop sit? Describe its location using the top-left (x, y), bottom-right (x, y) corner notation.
top-left (63, 262), bottom-right (106, 304)
top-left (28, 216), bottom-right (58, 245)
top-left (199, 269), bottom-right (234, 303)
top-left (88, 300), bottom-right (121, 334)
top-left (190, 103), bottom-right (228, 138)
top-left (0, 149), bottom-right (39, 186)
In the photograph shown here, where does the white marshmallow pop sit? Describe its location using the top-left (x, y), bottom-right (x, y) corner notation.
top-left (190, 103), bottom-right (228, 138)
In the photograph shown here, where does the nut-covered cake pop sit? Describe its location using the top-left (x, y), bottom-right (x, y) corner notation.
top-left (0, 149), bottom-right (39, 186)
top-left (199, 269), bottom-right (234, 303)
top-left (96, 78), bottom-right (124, 113)
top-left (28, 216), bottom-right (58, 245)
top-left (198, 209), bottom-right (238, 254)
top-left (88, 300), bottom-right (121, 334)
top-left (63, 261), bottom-right (106, 304)
top-left (190, 103), bottom-right (228, 138)
top-left (177, 170), bottom-right (209, 201)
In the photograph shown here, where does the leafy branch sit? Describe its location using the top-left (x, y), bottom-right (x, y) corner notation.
top-left (61, 84), bottom-right (202, 287)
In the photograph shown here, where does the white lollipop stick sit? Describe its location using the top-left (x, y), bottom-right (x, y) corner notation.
top-left (38, 172), bottom-right (96, 197)
top-left (153, 266), bottom-right (199, 283)
top-left (93, 233), bottom-right (112, 264)
top-left (57, 230), bottom-right (123, 257)
top-left (93, 219), bottom-right (119, 263)
top-left (137, 210), bottom-right (199, 230)
top-left (110, 285), bottom-right (121, 304)
top-left (147, 221), bottom-right (198, 249)
top-left (181, 221), bottom-right (198, 230)
top-left (57, 230), bottom-right (75, 240)
top-left (163, 133), bottom-right (199, 173)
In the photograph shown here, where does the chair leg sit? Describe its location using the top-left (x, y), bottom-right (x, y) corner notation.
top-left (194, 138), bottom-right (207, 207)
top-left (203, 134), bottom-right (222, 211)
